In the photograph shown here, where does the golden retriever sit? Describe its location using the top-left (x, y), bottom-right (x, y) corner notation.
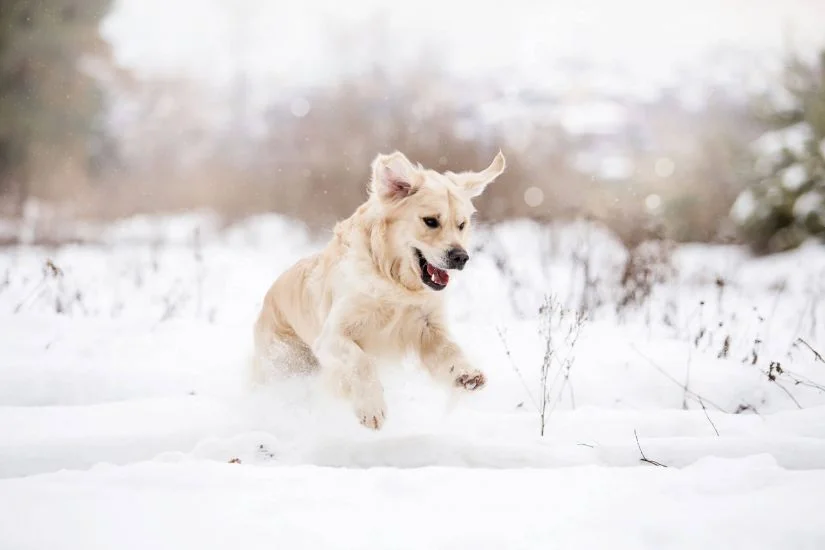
top-left (253, 150), bottom-right (506, 429)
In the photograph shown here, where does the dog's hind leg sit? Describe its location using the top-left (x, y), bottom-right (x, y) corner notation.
top-left (254, 332), bottom-right (319, 381)
top-left (253, 310), bottom-right (319, 384)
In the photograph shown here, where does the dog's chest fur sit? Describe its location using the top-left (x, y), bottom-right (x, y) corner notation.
top-left (347, 296), bottom-right (437, 359)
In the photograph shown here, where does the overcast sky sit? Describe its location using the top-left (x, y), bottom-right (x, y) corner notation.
top-left (102, 0), bottom-right (825, 88)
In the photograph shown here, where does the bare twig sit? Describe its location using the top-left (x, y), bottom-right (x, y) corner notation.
top-left (772, 379), bottom-right (803, 409)
top-left (785, 370), bottom-right (825, 393)
top-left (767, 361), bottom-right (805, 408)
top-left (537, 297), bottom-right (585, 436)
top-left (13, 259), bottom-right (63, 313)
top-left (539, 323), bottom-right (554, 436)
top-left (634, 430), bottom-right (667, 467)
top-left (496, 326), bottom-right (539, 411)
top-left (698, 398), bottom-right (720, 436)
top-left (565, 361), bottom-right (576, 410)
top-left (684, 303), bottom-right (704, 409)
top-left (797, 338), bottom-right (824, 364)
top-left (630, 344), bottom-right (727, 412)
top-left (13, 279), bottom-right (46, 313)
top-left (765, 279), bottom-right (786, 334)
top-left (193, 227), bottom-right (204, 318)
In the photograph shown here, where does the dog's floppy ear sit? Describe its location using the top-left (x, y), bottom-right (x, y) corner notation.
top-left (455, 151), bottom-right (506, 199)
top-left (370, 151), bottom-right (420, 202)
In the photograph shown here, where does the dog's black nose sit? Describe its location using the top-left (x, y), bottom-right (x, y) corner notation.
top-left (446, 247), bottom-right (469, 270)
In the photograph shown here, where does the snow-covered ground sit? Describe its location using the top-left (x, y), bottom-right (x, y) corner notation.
top-left (1, 212), bottom-right (825, 549)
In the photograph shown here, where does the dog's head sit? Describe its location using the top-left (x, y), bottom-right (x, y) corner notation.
top-left (368, 150), bottom-right (506, 292)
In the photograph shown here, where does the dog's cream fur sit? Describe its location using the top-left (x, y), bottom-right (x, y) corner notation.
top-left (253, 150), bottom-right (506, 429)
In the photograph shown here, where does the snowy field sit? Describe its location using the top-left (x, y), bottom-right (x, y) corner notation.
top-left (1, 211), bottom-right (825, 549)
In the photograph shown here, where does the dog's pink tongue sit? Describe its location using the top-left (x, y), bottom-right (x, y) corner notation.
top-left (426, 264), bottom-right (449, 286)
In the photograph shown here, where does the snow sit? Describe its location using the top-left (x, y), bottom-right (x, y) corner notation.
top-left (781, 163), bottom-right (809, 192)
top-left (3, 456), bottom-right (825, 550)
top-left (752, 130), bottom-right (787, 171)
top-left (752, 123), bottom-right (814, 171)
top-left (730, 188), bottom-right (758, 222)
top-left (2, 212), bottom-right (825, 548)
top-left (781, 122), bottom-right (814, 159)
top-left (794, 191), bottom-right (824, 221)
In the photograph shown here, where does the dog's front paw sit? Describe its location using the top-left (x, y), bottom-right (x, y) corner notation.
top-left (455, 369), bottom-right (486, 391)
top-left (354, 393), bottom-right (387, 430)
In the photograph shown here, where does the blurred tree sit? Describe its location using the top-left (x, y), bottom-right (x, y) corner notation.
top-left (732, 51), bottom-right (825, 253)
top-left (0, 0), bottom-right (113, 212)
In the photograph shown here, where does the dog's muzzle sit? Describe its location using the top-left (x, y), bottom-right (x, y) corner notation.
top-left (446, 247), bottom-right (469, 270)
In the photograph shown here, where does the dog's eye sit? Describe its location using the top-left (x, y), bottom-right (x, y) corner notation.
top-left (422, 217), bottom-right (440, 229)
top-left (458, 222), bottom-right (466, 231)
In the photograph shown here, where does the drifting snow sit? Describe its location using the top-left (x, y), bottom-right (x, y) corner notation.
top-left (752, 122), bottom-right (813, 170)
top-left (1, 213), bottom-right (825, 548)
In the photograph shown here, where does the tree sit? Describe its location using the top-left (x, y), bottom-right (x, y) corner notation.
top-left (731, 51), bottom-right (825, 253)
top-left (0, 0), bottom-right (113, 211)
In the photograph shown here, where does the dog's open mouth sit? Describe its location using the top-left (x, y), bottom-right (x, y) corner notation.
top-left (414, 248), bottom-right (449, 290)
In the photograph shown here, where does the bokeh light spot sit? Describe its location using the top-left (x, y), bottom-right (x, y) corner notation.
top-left (655, 158), bottom-right (675, 178)
top-left (290, 97), bottom-right (311, 118)
top-left (645, 193), bottom-right (662, 211)
top-left (524, 187), bottom-right (544, 207)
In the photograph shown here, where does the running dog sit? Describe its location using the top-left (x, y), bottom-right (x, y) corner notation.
top-left (253, 150), bottom-right (506, 429)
